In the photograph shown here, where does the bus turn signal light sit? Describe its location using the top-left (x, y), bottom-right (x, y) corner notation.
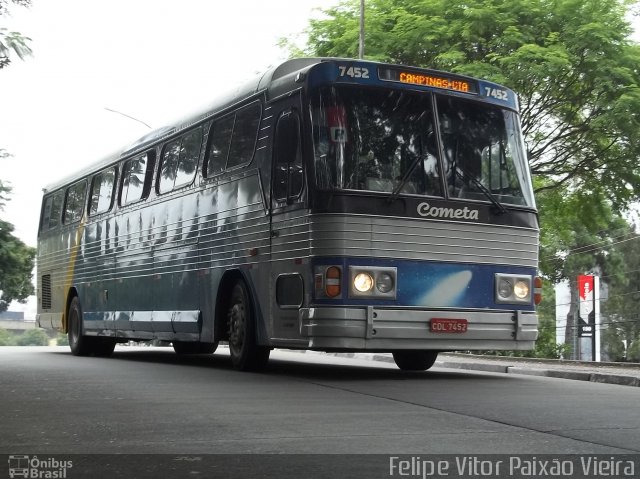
top-left (325, 266), bottom-right (342, 298)
top-left (534, 276), bottom-right (543, 305)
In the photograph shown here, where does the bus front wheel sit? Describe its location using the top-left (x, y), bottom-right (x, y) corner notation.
top-left (68, 297), bottom-right (91, 356)
top-left (68, 296), bottom-right (116, 357)
top-left (392, 350), bottom-right (438, 371)
top-left (227, 280), bottom-right (270, 371)
top-left (173, 341), bottom-right (219, 355)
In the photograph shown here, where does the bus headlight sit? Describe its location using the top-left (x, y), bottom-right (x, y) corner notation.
top-left (514, 280), bottom-right (530, 299)
top-left (376, 273), bottom-right (394, 293)
top-left (495, 273), bottom-right (532, 304)
top-left (349, 266), bottom-right (397, 299)
top-left (497, 278), bottom-right (513, 298)
top-left (354, 273), bottom-right (374, 292)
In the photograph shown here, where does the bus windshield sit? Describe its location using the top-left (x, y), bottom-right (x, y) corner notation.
top-left (311, 86), bottom-right (535, 208)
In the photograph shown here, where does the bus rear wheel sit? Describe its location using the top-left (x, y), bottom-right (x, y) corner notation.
top-left (392, 350), bottom-right (438, 371)
top-left (227, 280), bottom-right (270, 371)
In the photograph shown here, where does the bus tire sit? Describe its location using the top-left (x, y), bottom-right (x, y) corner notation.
top-left (198, 342), bottom-right (218, 354)
top-left (67, 297), bottom-right (92, 357)
top-left (227, 280), bottom-right (270, 371)
top-left (392, 350), bottom-right (438, 371)
top-left (173, 341), bottom-right (218, 355)
top-left (92, 338), bottom-right (117, 357)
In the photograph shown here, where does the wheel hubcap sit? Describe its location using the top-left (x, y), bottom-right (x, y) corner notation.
top-left (70, 313), bottom-right (79, 345)
top-left (228, 302), bottom-right (245, 352)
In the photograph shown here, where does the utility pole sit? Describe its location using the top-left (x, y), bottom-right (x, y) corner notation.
top-left (359, 0), bottom-right (365, 59)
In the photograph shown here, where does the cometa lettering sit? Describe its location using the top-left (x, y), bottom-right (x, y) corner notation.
top-left (417, 202), bottom-right (479, 221)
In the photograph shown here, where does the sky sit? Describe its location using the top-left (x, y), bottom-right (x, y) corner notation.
top-left (0, 1), bottom-right (638, 317)
top-left (0, 0), bottom-right (339, 316)
top-left (0, 0), bottom-right (340, 244)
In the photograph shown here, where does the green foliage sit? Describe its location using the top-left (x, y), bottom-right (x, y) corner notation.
top-left (1, 151), bottom-right (36, 312)
top-left (0, 217), bottom-right (35, 312)
top-left (628, 340), bottom-right (640, 362)
top-left (15, 328), bottom-right (49, 346)
top-left (56, 332), bottom-right (69, 346)
top-left (0, 150), bottom-right (11, 209)
top-left (0, 328), bottom-right (16, 345)
top-left (0, 0), bottom-right (32, 69)
top-left (529, 281), bottom-right (570, 359)
top-left (298, 0), bottom-right (640, 207)
top-left (599, 232), bottom-right (640, 361)
top-left (293, 1), bottom-right (640, 360)
top-left (536, 181), bottom-right (630, 283)
top-left (533, 317), bottom-right (571, 359)
top-left (0, 3), bottom-right (35, 311)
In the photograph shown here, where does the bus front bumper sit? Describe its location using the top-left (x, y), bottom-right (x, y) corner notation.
top-left (298, 307), bottom-right (538, 351)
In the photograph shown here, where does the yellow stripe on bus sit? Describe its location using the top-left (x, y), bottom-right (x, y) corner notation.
top-left (62, 217), bottom-right (87, 332)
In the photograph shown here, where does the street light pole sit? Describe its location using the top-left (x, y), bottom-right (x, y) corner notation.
top-left (104, 107), bottom-right (152, 130)
top-left (359, 0), bottom-right (365, 59)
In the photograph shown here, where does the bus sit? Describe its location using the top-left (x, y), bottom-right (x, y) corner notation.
top-left (37, 57), bottom-right (540, 371)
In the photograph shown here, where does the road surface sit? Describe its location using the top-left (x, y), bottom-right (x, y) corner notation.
top-left (1, 346), bottom-right (638, 477)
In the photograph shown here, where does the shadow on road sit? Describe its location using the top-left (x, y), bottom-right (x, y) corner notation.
top-left (48, 346), bottom-right (497, 382)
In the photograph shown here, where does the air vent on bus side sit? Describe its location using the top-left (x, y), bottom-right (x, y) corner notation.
top-left (41, 274), bottom-right (52, 310)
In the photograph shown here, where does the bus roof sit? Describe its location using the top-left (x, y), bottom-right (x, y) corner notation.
top-left (42, 58), bottom-right (325, 193)
top-left (43, 57), bottom-right (517, 193)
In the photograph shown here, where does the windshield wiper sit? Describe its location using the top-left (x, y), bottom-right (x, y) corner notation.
top-left (386, 153), bottom-right (426, 204)
top-left (454, 165), bottom-right (507, 215)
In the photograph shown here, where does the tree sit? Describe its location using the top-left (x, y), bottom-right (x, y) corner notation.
top-left (292, 0), bottom-right (640, 358)
top-left (0, 150), bottom-right (11, 209)
top-left (0, 165), bottom-right (35, 312)
top-left (535, 180), bottom-right (632, 357)
top-left (299, 0), bottom-right (640, 208)
top-left (1, 1), bottom-right (35, 312)
top-left (0, 218), bottom-right (35, 312)
top-left (599, 231), bottom-right (640, 361)
top-left (0, 0), bottom-right (32, 69)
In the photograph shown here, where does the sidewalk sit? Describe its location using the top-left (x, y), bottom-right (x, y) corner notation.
top-left (371, 352), bottom-right (640, 387)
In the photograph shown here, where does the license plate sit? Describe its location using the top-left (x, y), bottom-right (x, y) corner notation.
top-left (430, 318), bottom-right (468, 333)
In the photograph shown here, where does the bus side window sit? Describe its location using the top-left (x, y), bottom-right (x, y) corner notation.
top-left (89, 167), bottom-right (117, 216)
top-left (64, 180), bottom-right (87, 224)
top-left (227, 103), bottom-right (261, 169)
top-left (205, 115), bottom-right (234, 177)
top-left (273, 110), bottom-right (303, 203)
top-left (158, 127), bottom-right (202, 194)
top-left (40, 191), bottom-right (63, 231)
top-left (121, 153), bottom-right (151, 206)
top-left (174, 127), bottom-right (202, 188)
top-left (158, 139), bottom-right (181, 194)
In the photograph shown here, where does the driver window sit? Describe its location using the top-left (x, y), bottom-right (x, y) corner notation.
top-left (273, 110), bottom-right (303, 203)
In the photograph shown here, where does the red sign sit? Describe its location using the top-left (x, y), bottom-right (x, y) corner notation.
top-left (577, 275), bottom-right (595, 337)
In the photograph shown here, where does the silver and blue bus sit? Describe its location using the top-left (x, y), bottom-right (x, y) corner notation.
top-left (37, 58), bottom-right (540, 371)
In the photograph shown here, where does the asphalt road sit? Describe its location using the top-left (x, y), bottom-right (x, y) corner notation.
top-left (1, 346), bottom-right (639, 477)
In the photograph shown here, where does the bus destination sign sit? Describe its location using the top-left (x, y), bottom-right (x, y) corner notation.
top-left (379, 67), bottom-right (478, 94)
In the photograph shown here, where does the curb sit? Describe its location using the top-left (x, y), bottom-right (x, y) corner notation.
top-left (345, 352), bottom-right (640, 387)
top-left (285, 350), bottom-right (640, 387)
top-left (435, 360), bottom-right (640, 387)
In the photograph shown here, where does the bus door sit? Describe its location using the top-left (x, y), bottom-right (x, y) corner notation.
top-left (269, 97), bottom-right (307, 342)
